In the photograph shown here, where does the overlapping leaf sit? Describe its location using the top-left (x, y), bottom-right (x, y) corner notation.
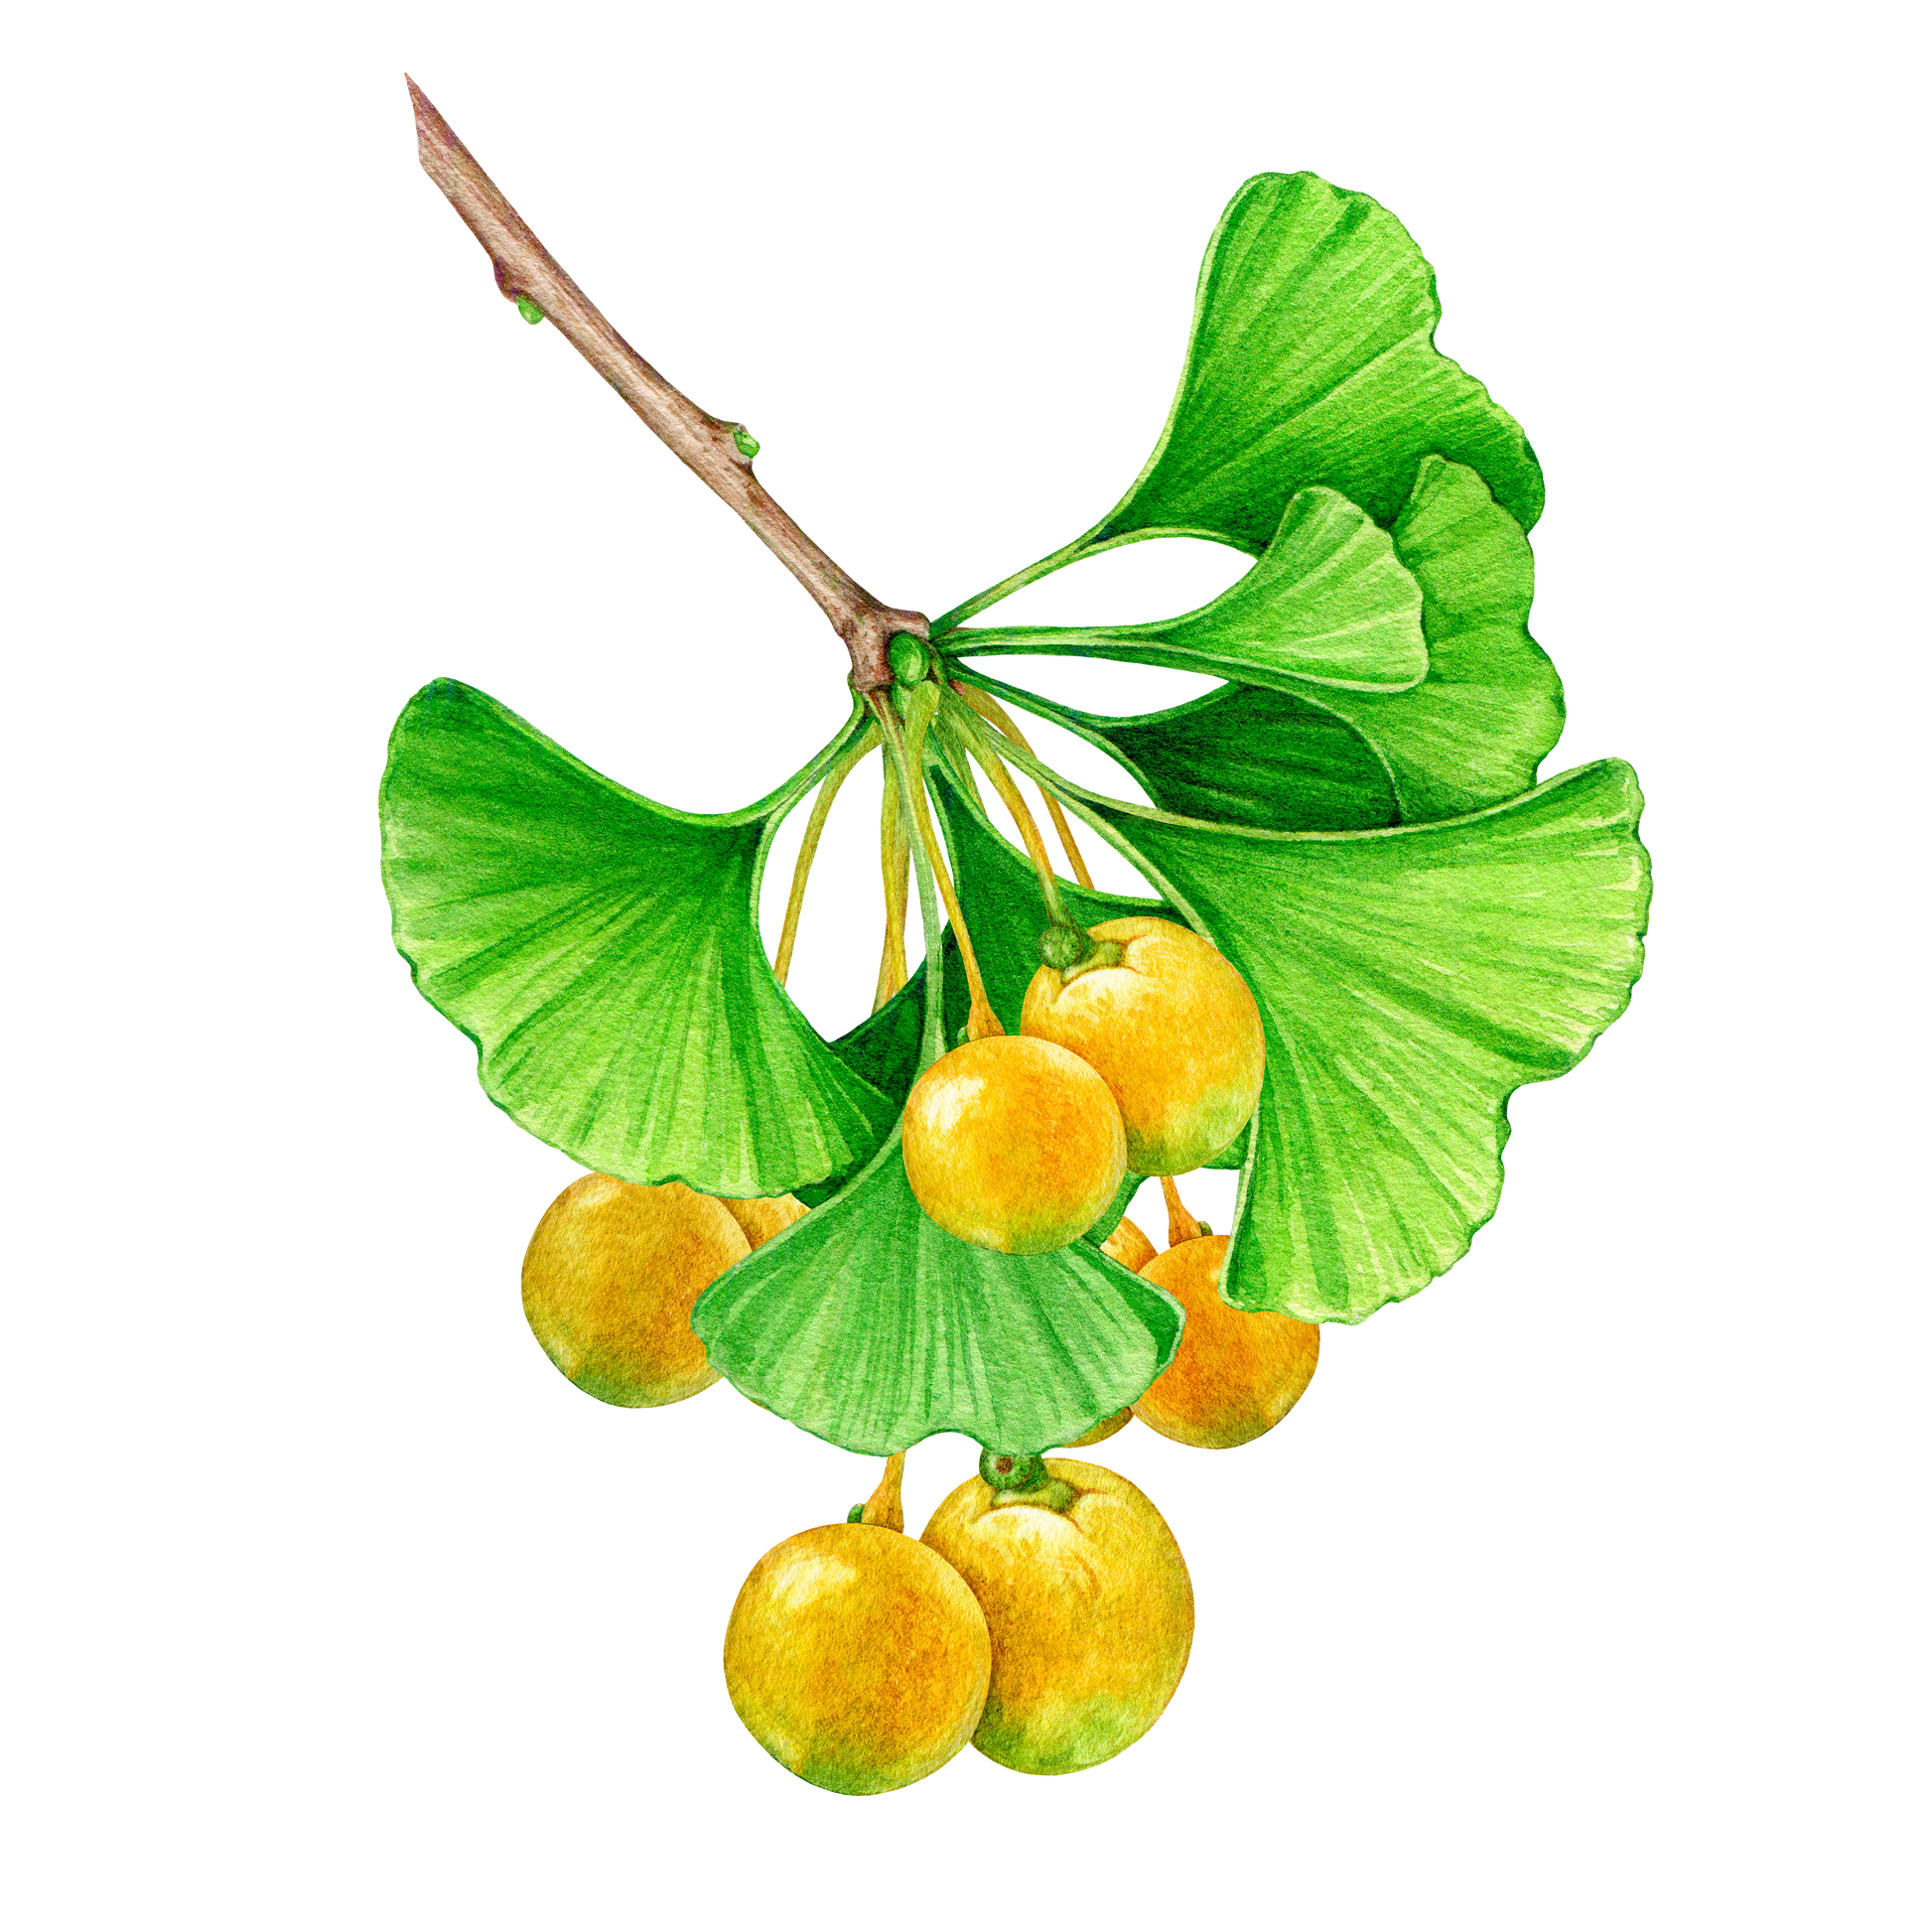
top-left (1094, 171), bottom-right (1543, 547)
top-left (691, 1123), bottom-right (1182, 1455)
top-left (993, 677), bottom-right (1402, 833)
top-left (1049, 759), bottom-right (1650, 1321)
top-left (941, 486), bottom-right (1427, 694)
top-left (952, 459), bottom-right (1561, 833)
top-left (380, 680), bottom-right (898, 1196)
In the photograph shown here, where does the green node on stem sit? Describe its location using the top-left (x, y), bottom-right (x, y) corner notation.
top-left (514, 294), bottom-right (544, 325)
top-left (1036, 923), bottom-right (1125, 982)
top-left (979, 1449), bottom-right (1079, 1513)
top-left (888, 631), bottom-right (931, 687)
top-left (980, 1449), bottom-right (1044, 1488)
top-left (731, 424), bottom-right (760, 459)
top-left (847, 1503), bottom-right (866, 1523)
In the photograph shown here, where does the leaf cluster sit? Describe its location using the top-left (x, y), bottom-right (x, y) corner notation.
top-left (382, 173), bottom-right (1649, 1454)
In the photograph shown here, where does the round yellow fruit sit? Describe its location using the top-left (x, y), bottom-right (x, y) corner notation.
top-left (921, 1458), bottom-right (1192, 1775)
top-left (1022, 916), bottom-right (1265, 1176)
top-left (1133, 1235), bottom-right (1318, 1449)
top-left (724, 1523), bottom-right (991, 1796)
top-left (718, 1192), bottom-right (809, 1249)
top-left (900, 1035), bottom-right (1126, 1253)
top-left (520, 1173), bottom-right (747, 1407)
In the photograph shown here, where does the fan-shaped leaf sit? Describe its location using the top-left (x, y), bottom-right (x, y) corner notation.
top-left (380, 680), bottom-right (899, 1196)
top-left (1300, 457), bottom-right (1562, 821)
top-left (692, 1124), bottom-right (1182, 1455)
top-left (1093, 170), bottom-right (1543, 550)
top-left (943, 485), bottom-right (1426, 694)
top-left (955, 459), bottom-right (1561, 832)
top-left (1064, 759), bottom-right (1648, 1322)
top-left (959, 669), bottom-right (1400, 834)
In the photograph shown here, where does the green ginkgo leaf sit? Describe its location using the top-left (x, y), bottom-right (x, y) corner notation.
top-left (934, 172), bottom-right (1542, 637)
top-left (958, 670), bottom-right (1401, 834)
top-left (380, 679), bottom-right (899, 1196)
top-left (1292, 457), bottom-right (1562, 822)
top-left (1097, 172), bottom-right (1544, 545)
top-left (940, 485), bottom-right (1427, 694)
top-left (952, 458), bottom-right (1561, 832)
top-left (1061, 759), bottom-right (1649, 1322)
top-left (692, 1125), bottom-right (1183, 1454)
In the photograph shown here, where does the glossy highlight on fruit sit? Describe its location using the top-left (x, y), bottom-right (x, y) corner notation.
top-left (1134, 1235), bottom-right (1318, 1449)
top-left (900, 1035), bottom-right (1127, 1253)
top-left (1022, 916), bottom-right (1265, 1176)
top-left (921, 1457), bottom-right (1192, 1775)
top-left (724, 1524), bottom-right (991, 1795)
top-left (521, 1174), bottom-right (746, 1406)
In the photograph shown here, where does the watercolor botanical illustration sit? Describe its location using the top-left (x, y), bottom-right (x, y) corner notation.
top-left (381, 81), bottom-right (1649, 1795)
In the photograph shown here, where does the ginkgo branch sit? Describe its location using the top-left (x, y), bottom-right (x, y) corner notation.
top-left (406, 77), bottom-right (927, 691)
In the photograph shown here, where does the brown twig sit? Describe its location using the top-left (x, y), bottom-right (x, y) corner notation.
top-left (406, 77), bottom-right (926, 691)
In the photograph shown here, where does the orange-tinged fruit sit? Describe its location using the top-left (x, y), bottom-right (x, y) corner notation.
top-left (1100, 1213), bottom-right (1157, 1273)
top-left (718, 1192), bottom-right (809, 1249)
top-left (712, 1186), bottom-right (806, 1419)
top-left (724, 1524), bottom-right (991, 1796)
top-left (1061, 1407), bottom-right (1133, 1449)
top-left (1133, 1235), bottom-right (1318, 1449)
top-left (520, 1174), bottom-right (746, 1407)
top-left (900, 1035), bottom-right (1126, 1253)
top-left (921, 1458), bottom-right (1192, 1775)
top-left (1022, 916), bottom-right (1265, 1176)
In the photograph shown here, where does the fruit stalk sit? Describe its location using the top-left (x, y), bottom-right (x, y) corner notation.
top-left (874, 764), bottom-right (911, 1012)
top-left (406, 77), bottom-right (927, 691)
top-left (941, 697), bottom-right (1075, 931)
top-left (871, 686), bottom-right (1002, 1043)
top-left (949, 682), bottom-right (1094, 888)
top-left (1160, 1174), bottom-right (1204, 1247)
top-left (858, 1452), bottom-right (907, 1531)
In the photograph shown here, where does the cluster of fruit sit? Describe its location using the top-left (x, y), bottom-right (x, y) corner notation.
top-left (902, 912), bottom-right (1265, 1253)
top-left (521, 1018), bottom-right (1319, 1791)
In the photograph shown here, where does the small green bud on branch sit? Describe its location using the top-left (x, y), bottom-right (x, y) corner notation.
top-left (889, 631), bottom-right (931, 687)
top-left (406, 75), bottom-right (924, 691)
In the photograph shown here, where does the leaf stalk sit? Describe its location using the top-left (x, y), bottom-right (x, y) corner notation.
top-left (772, 728), bottom-right (878, 986)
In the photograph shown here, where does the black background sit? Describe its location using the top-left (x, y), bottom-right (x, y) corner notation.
top-left (336, 60), bottom-right (1708, 1831)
